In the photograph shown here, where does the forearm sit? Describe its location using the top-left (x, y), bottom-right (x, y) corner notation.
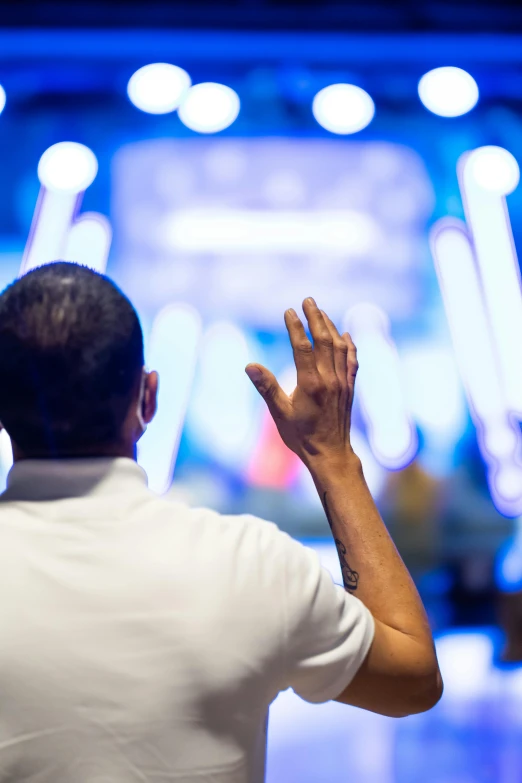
top-left (307, 450), bottom-right (433, 646)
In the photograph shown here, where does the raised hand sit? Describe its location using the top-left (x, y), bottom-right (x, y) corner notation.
top-left (245, 297), bottom-right (358, 468)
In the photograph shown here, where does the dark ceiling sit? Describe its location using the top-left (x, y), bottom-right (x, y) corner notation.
top-left (0, 0), bottom-right (521, 32)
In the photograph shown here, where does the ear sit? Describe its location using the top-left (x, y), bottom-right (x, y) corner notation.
top-left (143, 371), bottom-right (159, 425)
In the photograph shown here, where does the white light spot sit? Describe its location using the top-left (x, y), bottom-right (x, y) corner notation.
top-left (127, 63), bottom-right (191, 115)
top-left (468, 145), bottom-right (520, 195)
top-left (418, 66), bottom-right (479, 118)
top-left (37, 142), bottom-right (98, 193)
top-left (178, 83), bottom-right (240, 134)
top-left (0, 85), bottom-right (6, 116)
top-left (312, 84), bottom-right (375, 135)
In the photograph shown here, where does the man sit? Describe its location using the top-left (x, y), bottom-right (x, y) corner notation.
top-left (0, 262), bottom-right (442, 783)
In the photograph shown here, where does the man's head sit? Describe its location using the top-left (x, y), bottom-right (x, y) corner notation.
top-left (0, 262), bottom-right (158, 459)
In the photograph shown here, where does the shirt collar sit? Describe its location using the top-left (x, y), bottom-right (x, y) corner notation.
top-left (2, 457), bottom-right (148, 502)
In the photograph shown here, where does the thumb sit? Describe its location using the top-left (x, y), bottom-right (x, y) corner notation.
top-left (245, 364), bottom-right (289, 417)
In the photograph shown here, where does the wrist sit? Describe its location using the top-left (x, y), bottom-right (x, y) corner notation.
top-left (304, 447), bottom-right (363, 481)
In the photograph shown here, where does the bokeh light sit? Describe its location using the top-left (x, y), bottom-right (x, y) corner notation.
top-left (37, 142), bottom-right (98, 193)
top-left (127, 63), bottom-right (191, 115)
top-left (312, 83), bottom-right (375, 134)
top-left (418, 66), bottom-right (479, 117)
top-left (467, 145), bottom-right (520, 195)
top-left (178, 83), bottom-right (240, 133)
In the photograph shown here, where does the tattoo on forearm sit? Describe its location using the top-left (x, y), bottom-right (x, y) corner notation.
top-left (322, 490), bottom-right (335, 530)
top-left (334, 538), bottom-right (359, 592)
top-left (323, 491), bottom-right (359, 592)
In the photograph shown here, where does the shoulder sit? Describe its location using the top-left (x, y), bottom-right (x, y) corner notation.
top-left (156, 497), bottom-right (316, 577)
top-left (142, 493), bottom-right (288, 549)
top-left (137, 492), bottom-right (321, 585)
top-left (188, 505), bottom-right (294, 561)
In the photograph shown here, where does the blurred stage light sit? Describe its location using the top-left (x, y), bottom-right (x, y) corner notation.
top-left (435, 632), bottom-right (493, 698)
top-left (127, 63), bottom-right (191, 115)
top-left (401, 344), bottom-right (467, 439)
top-left (178, 83), bottom-right (240, 133)
top-left (37, 142), bottom-right (98, 193)
top-left (0, 84), bottom-right (6, 116)
top-left (496, 534), bottom-right (522, 592)
top-left (137, 303), bottom-right (202, 495)
top-left (418, 66), bottom-right (479, 117)
top-left (459, 147), bottom-right (522, 416)
top-left (483, 424), bottom-right (518, 458)
top-left (162, 208), bottom-right (377, 255)
top-left (22, 142), bottom-right (104, 276)
top-left (64, 213), bottom-right (112, 274)
top-left (186, 321), bottom-right (259, 469)
top-left (344, 303), bottom-right (418, 470)
top-left (247, 362), bottom-right (302, 490)
top-left (467, 145), bottom-right (520, 194)
top-left (312, 84), bottom-right (375, 135)
top-left (496, 465), bottom-right (522, 503)
top-left (430, 219), bottom-right (522, 517)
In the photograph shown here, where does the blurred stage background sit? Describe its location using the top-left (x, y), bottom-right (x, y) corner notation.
top-left (2, 1), bottom-right (522, 779)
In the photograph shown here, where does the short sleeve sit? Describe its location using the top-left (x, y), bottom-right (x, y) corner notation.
top-left (280, 531), bottom-right (375, 704)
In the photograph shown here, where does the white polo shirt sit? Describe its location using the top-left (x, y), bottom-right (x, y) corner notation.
top-left (0, 457), bottom-right (374, 783)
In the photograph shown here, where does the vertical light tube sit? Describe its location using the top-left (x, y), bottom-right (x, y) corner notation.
top-left (21, 141), bottom-right (100, 276)
top-left (459, 147), bottom-right (522, 415)
top-left (430, 218), bottom-right (522, 516)
top-left (20, 189), bottom-right (80, 275)
top-left (64, 213), bottom-right (112, 274)
top-left (185, 320), bottom-right (263, 472)
top-left (137, 303), bottom-right (202, 495)
top-left (344, 303), bottom-right (417, 470)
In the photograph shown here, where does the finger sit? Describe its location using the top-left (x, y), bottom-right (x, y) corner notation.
top-left (284, 308), bottom-right (323, 393)
top-left (320, 310), bottom-right (348, 389)
top-left (245, 362), bottom-right (292, 420)
top-left (342, 332), bottom-right (359, 393)
top-left (302, 297), bottom-right (336, 383)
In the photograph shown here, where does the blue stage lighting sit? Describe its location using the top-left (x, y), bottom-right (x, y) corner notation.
top-left (418, 66), bottom-right (479, 117)
top-left (496, 536), bottom-right (522, 593)
top-left (312, 84), bottom-right (375, 135)
top-left (178, 83), bottom-right (240, 133)
top-left (127, 63), bottom-right (191, 115)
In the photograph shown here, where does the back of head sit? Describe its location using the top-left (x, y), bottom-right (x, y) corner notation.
top-left (0, 262), bottom-right (144, 456)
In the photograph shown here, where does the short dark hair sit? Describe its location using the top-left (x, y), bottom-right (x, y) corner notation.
top-left (0, 262), bottom-right (144, 455)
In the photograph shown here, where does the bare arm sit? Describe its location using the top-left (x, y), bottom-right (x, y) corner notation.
top-left (308, 453), bottom-right (442, 716)
top-left (246, 297), bottom-right (442, 717)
